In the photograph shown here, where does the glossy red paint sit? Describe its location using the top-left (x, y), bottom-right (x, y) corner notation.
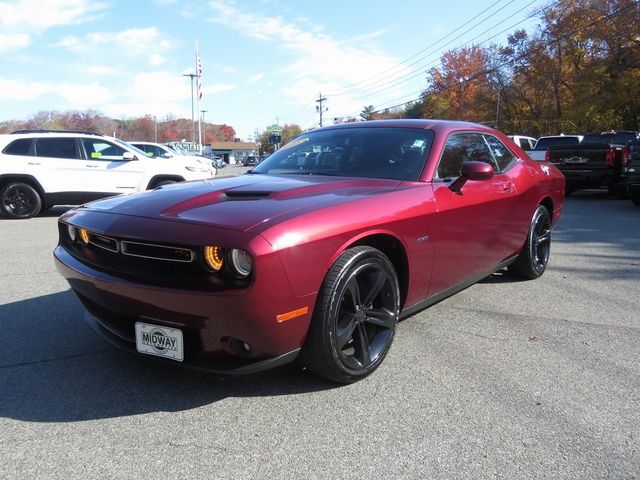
top-left (54, 119), bottom-right (564, 374)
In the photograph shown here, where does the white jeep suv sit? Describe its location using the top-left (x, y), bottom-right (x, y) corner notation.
top-left (0, 130), bottom-right (216, 219)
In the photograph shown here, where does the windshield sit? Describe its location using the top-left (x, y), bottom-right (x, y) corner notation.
top-left (113, 138), bottom-right (151, 157)
top-left (252, 127), bottom-right (434, 181)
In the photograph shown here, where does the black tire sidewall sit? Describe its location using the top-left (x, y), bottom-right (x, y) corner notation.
top-left (308, 246), bottom-right (400, 383)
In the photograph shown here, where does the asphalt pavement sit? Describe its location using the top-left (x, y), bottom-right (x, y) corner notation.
top-left (1, 182), bottom-right (638, 479)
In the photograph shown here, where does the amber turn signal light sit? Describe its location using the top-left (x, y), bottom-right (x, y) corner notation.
top-left (78, 228), bottom-right (90, 245)
top-left (203, 245), bottom-right (224, 271)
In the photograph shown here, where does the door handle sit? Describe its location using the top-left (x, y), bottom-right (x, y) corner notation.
top-left (28, 162), bottom-right (41, 165)
top-left (85, 164), bottom-right (99, 168)
top-left (501, 182), bottom-right (512, 191)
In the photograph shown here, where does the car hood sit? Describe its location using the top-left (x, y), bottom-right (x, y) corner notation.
top-left (83, 174), bottom-right (403, 233)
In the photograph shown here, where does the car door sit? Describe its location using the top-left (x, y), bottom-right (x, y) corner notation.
top-left (31, 137), bottom-right (86, 194)
top-left (428, 132), bottom-right (521, 296)
top-left (81, 138), bottom-right (144, 194)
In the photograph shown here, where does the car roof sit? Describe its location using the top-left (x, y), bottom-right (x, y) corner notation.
top-left (312, 118), bottom-right (495, 135)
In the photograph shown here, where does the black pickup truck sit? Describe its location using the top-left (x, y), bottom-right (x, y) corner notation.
top-left (545, 131), bottom-right (637, 196)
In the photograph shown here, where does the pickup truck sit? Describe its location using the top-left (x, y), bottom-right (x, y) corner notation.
top-left (532, 132), bottom-right (635, 196)
top-left (525, 135), bottom-right (583, 161)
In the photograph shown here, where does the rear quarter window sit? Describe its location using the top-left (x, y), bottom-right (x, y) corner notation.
top-left (3, 138), bottom-right (33, 156)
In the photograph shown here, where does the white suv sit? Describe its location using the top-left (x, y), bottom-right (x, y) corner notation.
top-left (0, 130), bottom-right (216, 219)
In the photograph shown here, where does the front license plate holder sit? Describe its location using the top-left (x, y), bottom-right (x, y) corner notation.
top-left (135, 322), bottom-right (184, 362)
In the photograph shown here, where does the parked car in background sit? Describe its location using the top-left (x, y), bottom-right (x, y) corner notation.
top-left (54, 119), bottom-right (564, 383)
top-left (132, 142), bottom-right (219, 172)
top-left (243, 155), bottom-right (260, 166)
top-left (508, 135), bottom-right (537, 150)
top-left (544, 132), bottom-right (632, 196)
top-left (0, 130), bottom-right (215, 219)
top-left (211, 157), bottom-right (227, 169)
top-left (525, 135), bottom-right (583, 161)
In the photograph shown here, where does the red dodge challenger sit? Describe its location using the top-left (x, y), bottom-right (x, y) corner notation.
top-left (54, 119), bottom-right (564, 383)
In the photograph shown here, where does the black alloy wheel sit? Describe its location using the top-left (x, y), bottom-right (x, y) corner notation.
top-left (1, 182), bottom-right (42, 219)
top-left (302, 246), bottom-right (400, 383)
top-left (509, 205), bottom-right (551, 279)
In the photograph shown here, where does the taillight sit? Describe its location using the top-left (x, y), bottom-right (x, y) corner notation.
top-left (605, 149), bottom-right (615, 167)
top-left (622, 147), bottom-right (629, 166)
top-left (545, 149), bottom-right (550, 162)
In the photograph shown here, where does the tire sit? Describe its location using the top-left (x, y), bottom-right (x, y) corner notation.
top-left (508, 205), bottom-right (551, 280)
top-left (1, 182), bottom-right (42, 219)
top-left (631, 189), bottom-right (640, 207)
top-left (301, 246), bottom-right (400, 384)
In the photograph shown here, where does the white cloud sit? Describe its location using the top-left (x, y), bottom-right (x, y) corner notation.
top-left (203, 84), bottom-right (237, 95)
top-left (248, 73), bottom-right (264, 84)
top-left (86, 66), bottom-right (122, 76)
top-left (0, 33), bottom-right (30, 53)
top-left (59, 27), bottom-right (175, 56)
top-left (149, 54), bottom-right (166, 66)
top-left (0, 0), bottom-right (107, 32)
top-left (207, 2), bottom-right (408, 116)
top-left (124, 71), bottom-right (191, 104)
top-left (0, 76), bottom-right (113, 107)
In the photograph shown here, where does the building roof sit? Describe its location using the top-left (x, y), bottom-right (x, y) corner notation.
top-left (209, 141), bottom-right (257, 150)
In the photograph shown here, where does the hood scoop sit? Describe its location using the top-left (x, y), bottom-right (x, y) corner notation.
top-left (223, 191), bottom-right (273, 200)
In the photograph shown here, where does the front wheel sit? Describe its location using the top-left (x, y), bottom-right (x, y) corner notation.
top-left (631, 187), bottom-right (640, 207)
top-left (508, 205), bottom-right (551, 280)
top-left (1, 182), bottom-right (42, 219)
top-left (301, 246), bottom-right (400, 384)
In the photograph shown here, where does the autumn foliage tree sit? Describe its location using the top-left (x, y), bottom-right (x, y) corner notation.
top-left (366, 0), bottom-right (640, 136)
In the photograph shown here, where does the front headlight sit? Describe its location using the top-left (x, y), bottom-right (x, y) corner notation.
top-left (66, 224), bottom-right (77, 243)
top-left (230, 249), bottom-right (252, 277)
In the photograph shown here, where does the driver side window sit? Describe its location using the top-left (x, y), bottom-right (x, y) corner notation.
top-left (83, 139), bottom-right (127, 161)
top-left (436, 133), bottom-right (499, 179)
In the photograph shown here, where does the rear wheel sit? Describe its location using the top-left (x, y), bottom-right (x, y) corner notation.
top-left (631, 188), bottom-right (640, 207)
top-left (1, 182), bottom-right (42, 219)
top-left (302, 246), bottom-right (400, 383)
top-left (508, 205), bottom-right (551, 279)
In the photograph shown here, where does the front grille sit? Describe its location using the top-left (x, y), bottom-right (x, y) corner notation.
top-left (121, 241), bottom-right (194, 263)
top-left (58, 223), bottom-right (250, 291)
top-left (89, 233), bottom-right (118, 252)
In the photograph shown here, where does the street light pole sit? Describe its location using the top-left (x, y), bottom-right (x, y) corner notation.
top-left (183, 73), bottom-right (197, 149)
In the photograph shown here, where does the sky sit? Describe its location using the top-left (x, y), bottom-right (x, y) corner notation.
top-left (0, 0), bottom-right (549, 140)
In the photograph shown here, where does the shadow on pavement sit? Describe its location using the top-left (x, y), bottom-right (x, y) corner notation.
top-left (0, 291), bottom-right (336, 423)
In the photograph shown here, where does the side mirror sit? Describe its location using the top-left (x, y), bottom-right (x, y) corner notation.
top-left (449, 161), bottom-right (494, 194)
top-left (161, 152), bottom-right (174, 158)
top-left (122, 151), bottom-right (136, 161)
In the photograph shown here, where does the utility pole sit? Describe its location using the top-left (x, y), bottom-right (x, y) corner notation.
top-left (201, 110), bottom-right (208, 147)
top-left (183, 73), bottom-right (197, 148)
top-left (153, 115), bottom-right (157, 142)
top-left (315, 92), bottom-right (327, 127)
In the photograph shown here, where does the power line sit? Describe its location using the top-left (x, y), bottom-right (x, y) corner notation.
top-left (325, 0), bottom-right (511, 97)
top-left (363, 0), bottom-right (640, 116)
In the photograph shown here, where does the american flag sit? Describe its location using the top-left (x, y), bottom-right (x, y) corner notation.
top-left (197, 51), bottom-right (203, 101)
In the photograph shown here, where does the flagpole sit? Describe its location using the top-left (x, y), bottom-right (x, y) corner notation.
top-left (196, 39), bottom-right (203, 154)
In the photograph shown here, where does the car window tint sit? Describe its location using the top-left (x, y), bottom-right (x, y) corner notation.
top-left (436, 133), bottom-right (498, 179)
top-left (3, 138), bottom-right (33, 156)
top-left (83, 139), bottom-right (126, 160)
top-left (253, 127), bottom-right (433, 181)
top-left (35, 138), bottom-right (78, 159)
top-left (484, 135), bottom-right (516, 171)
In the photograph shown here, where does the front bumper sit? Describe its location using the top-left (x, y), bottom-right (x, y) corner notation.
top-left (54, 245), bottom-right (314, 374)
